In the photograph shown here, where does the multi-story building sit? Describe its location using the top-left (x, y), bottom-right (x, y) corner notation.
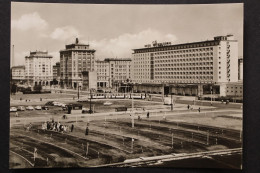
top-left (52, 62), bottom-right (60, 85)
top-left (25, 51), bottom-right (53, 86)
top-left (96, 58), bottom-right (131, 88)
top-left (238, 58), bottom-right (243, 81)
top-left (60, 38), bottom-right (96, 89)
top-left (132, 35), bottom-right (239, 96)
top-left (11, 65), bottom-right (25, 84)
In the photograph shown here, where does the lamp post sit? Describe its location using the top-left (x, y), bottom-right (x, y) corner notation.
top-left (131, 90), bottom-right (134, 128)
top-left (77, 83), bottom-right (81, 100)
top-left (210, 83), bottom-right (213, 106)
top-left (89, 88), bottom-right (92, 114)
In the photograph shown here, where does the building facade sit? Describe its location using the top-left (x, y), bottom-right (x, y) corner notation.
top-left (11, 65), bottom-right (25, 84)
top-left (96, 58), bottom-right (131, 88)
top-left (60, 38), bottom-right (96, 89)
top-left (132, 35), bottom-right (239, 96)
top-left (25, 51), bottom-right (53, 86)
top-left (52, 62), bottom-right (60, 85)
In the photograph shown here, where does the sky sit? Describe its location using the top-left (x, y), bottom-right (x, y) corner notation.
top-left (11, 2), bottom-right (243, 66)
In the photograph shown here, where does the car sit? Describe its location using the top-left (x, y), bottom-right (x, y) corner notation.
top-left (57, 102), bottom-right (64, 107)
top-left (17, 106), bottom-right (25, 111)
top-left (35, 106), bottom-right (42, 110)
top-left (103, 101), bottom-right (113, 106)
top-left (45, 101), bottom-right (54, 106)
top-left (53, 101), bottom-right (60, 106)
top-left (42, 106), bottom-right (49, 110)
top-left (10, 107), bottom-right (17, 112)
top-left (26, 106), bottom-right (34, 110)
top-left (82, 107), bottom-right (90, 113)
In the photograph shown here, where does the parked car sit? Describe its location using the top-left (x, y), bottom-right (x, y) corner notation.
top-left (35, 106), bottom-right (42, 110)
top-left (10, 107), bottom-right (17, 112)
top-left (53, 101), bottom-right (60, 106)
top-left (17, 106), bottom-right (25, 111)
top-left (57, 102), bottom-right (64, 107)
top-left (62, 104), bottom-right (67, 111)
top-left (82, 107), bottom-right (90, 113)
top-left (103, 101), bottom-right (113, 106)
top-left (42, 106), bottom-right (49, 110)
top-left (45, 101), bottom-right (54, 106)
top-left (26, 106), bottom-right (34, 110)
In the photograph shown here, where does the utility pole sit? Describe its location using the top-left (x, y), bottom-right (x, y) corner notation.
top-left (131, 91), bottom-right (134, 128)
top-left (171, 93), bottom-right (173, 111)
top-left (210, 85), bottom-right (213, 106)
top-left (89, 89), bottom-right (92, 114)
top-left (77, 84), bottom-right (80, 100)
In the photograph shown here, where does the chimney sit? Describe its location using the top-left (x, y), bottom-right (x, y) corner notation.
top-left (76, 38), bottom-right (79, 44)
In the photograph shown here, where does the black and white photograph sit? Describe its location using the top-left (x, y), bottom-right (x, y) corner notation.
top-left (10, 2), bottom-right (243, 169)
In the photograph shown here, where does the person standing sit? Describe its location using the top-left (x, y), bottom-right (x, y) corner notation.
top-left (71, 124), bottom-right (74, 132)
top-left (198, 107), bottom-right (201, 113)
top-left (85, 126), bottom-right (89, 135)
top-left (147, 112), bottom-right (149, 118)
top-left (187, 105), bottom-right (190, 110)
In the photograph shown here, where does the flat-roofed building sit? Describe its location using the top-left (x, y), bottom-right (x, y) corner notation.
top-left (60, 38), bottom-right (96, 89)
top-left (11, 65), bottom-right (25, 84)
top-left (132, 35), bottom-right (239, 96)
top-left (96, 58), bottom-right (131, 88)
top-left (25, 51), bottom-right (53, 86)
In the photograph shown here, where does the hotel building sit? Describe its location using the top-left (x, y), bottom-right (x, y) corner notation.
top-left (60, 38), bottom-right (96, 89)
top-left (25, 51), bottom-right (53, 86)
top-left (96, 58), bottom-right (131, 88)
top-left (132, 35), bottom-right (239, 96)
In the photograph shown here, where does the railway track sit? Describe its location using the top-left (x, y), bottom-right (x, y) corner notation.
top-left (91, 148), bottom-right (242, 167)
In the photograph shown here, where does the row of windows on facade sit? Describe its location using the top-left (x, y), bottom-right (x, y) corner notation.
top-left (135, 52), bottom-right (215, 59)
top-left (227, 90), bottom-right (243, 93)
top-left (135, 67), bottom-right (214, 72)
top-left (134, 56), bottom-right (215, 62)
top-left (134, 43), bottom-right (218, 54)
top-left (153, 47), bottom-right (215, 55)
top-left (134, 71), bottom-right (214, 75)
top-left (134, 76), bottom-right (214, 80)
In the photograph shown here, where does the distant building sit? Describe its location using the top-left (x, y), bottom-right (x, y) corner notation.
top-left (96, 58), bottom-right (131, 88)
top-left (60, 38), bottom-right (96, 89)
top-left (25, 51), bottom-right (53, 86)
top-left (11, 65), bottom-right (25, 84)
top-left (223, 81), bottom-right (243, 97)
top-left (52, 62), bottom-right (60, 85)
top-left (238, 58), bottom-right (243, 81)
top-left (132, 35), bottom-right (239, 97)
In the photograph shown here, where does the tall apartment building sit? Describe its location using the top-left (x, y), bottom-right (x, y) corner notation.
top-left (52, 62), bottom-right (60, 85)
top-left (11, 65), bottom-right (25, 84)
top-left (25, 51), bottom-right (53, 86)
top-left (60, 38), bottom-right (96, 89)
top-left (96, 58), bottom-right (131, 88)
top-left (132, 35), bottom-right (239, 96)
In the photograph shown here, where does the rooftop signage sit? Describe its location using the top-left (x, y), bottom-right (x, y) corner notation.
top-left (145, 41), bottom-right (172, 48)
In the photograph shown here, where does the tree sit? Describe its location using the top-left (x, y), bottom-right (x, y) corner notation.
top-left (10, 83), bottom-right (17, 95)
top-left (34, 84), bottom-right (42, 92)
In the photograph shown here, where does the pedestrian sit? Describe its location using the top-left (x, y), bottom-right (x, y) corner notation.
top-left (147, 112), bottom-right (150, 118)
top-left (187, 105), bottom-right (190, 110)
top-left (15, 112), bottom-right (19, 117)
top-left (71, 124), bottom-right (74, 132)
top-left (85, 126), bottom-right (89, 135)
top-left (198, 107), bottom-right (201, 113)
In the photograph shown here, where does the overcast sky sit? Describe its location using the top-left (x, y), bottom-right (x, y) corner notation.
top-left (11, 2), bottom-right (243, 66)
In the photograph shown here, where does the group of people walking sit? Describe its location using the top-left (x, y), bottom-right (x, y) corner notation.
top-left (41, 120), bottom-right (71, 133)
